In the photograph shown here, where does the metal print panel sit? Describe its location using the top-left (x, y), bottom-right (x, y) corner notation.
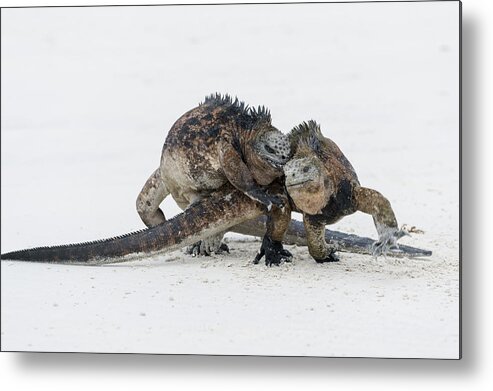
top-left (0, 1), bottom-right (460, 358)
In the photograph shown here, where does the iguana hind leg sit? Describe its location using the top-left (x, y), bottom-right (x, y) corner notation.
top-left (136, 168), bottom-right (169, 227)
top-left (186, 231), bottom-right (229, 256)
top-left (177, 194), bottom-right (230, 256)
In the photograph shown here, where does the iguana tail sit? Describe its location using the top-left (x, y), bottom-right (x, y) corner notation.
top-left (1, 188), bottom-right (263, 265)
top-left (232, 218), bottom-right (432, 258)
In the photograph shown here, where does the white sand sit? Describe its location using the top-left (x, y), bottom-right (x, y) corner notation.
top-left (1, 2), bottom-right (459, 358)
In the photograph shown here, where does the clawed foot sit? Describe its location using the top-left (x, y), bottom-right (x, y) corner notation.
top-left (186, 239), bottom-right (229, 256)
top-left (253, 235), bottom-right (293, 266)
top-left (314, 251), bottom-right (340, 263)
top-left (372, 227), bottom-right (410, 257)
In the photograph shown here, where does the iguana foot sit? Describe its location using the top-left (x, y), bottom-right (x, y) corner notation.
top-left (372, 226), bottom-right (410, 257)
top-left (314, 251), bottom-right (340, 263)
top-left (186, 235), bottom-right (229, 256)
top-left (216, 242), bottom-right (230, 254)
top-left (253, 235), bottom-right (293, 267)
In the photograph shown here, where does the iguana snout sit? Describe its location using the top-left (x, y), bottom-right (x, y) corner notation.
top-left (248, 129), bottom-right (291, 186)
top-left (254, 130), bottom-right (290, 167)
top-left (284, 156), bottom-right (332, 215)
top-left (284, 157), bottom-right (320, 187)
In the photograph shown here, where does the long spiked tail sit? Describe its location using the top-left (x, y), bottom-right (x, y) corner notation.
top-left (232, 218), bottom-right (432, 258)
top-left (1, 188), bottom-right (263, 265)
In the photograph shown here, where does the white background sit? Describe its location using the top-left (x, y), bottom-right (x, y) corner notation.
top-left (0, 0), bottom-right (490, 390)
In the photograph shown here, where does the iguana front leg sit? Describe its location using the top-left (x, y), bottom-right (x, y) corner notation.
top-left (303, 214), bottom-right (339, 263)
top-left (218, 140), bottom-right (284, 212)
top-left (353, 186), bottom-right (408, 256)
top-left (252, 195), bottom-right (293, 266)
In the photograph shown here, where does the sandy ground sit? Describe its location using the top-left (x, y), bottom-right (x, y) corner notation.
top-left (2, 238), bottom-right (458, 358)
top-left (1, 3), bottom-right (459, 358)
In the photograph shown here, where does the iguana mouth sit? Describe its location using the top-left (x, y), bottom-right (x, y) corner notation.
top-left (264, 156), bottom-right (286, 169)
top-left (286, 179), bottom-right (311, 188)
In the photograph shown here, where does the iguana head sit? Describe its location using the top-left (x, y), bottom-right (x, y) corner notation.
top-left (244, 111), bottom-right (291, 186)
top-left (203, 94), bottom-right (291, 185)
top-left (284, 121), bottom-right (333, 215)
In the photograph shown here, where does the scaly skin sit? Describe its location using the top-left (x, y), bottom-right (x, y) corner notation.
top-left (136, 93), bottom-right (291, 255)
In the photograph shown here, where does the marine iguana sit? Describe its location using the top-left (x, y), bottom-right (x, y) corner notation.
top-left (1, 121), bottom-right (431, 265)
top-left (136, 93), bottom-right (291, 255)
top-left (256, 120), bottom-right (409, 263)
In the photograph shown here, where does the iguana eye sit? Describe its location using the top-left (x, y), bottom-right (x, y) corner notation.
top-left (265, 145), bottom-right (275, 154)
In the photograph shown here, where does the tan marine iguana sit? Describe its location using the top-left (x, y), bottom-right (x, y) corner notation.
top-left (136, 93), bottom-right (291, 255)
top-left (248, 120), bottom-right (411, 265)
top-left (1, 121), bottom-right (431, 265)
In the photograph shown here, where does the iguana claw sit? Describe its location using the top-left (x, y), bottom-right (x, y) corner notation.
top-left (314, 250), bottom-right (340, 263)
top-left (372, 227), bottom-right (410, 257)
top-left (186, 235), bottom-right (229, 256)
top-left (253, 235), bottom-right (293, 266)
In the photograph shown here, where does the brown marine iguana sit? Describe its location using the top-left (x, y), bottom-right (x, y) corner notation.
top-left (1, 121), bottom-right (431, 265)
top-left (135, 93), bottom-right (291, 255)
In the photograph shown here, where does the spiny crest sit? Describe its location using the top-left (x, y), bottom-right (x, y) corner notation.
top-left (249, 104), bottom-right (271, 123)
top-left (202, 93), bottom-right (271, 128)
top-left (2, 227), bottom-right (151, 255)
top-left (202, 93), bottom-right (249, 113)
top-left (290, 120), bottom-right (322, 141)
top-left (289, 120), bottom-right (327, 157)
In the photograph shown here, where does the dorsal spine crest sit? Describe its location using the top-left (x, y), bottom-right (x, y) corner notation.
top-left (289, 120), bottom-right (327, 159)
top-left (201, 93), bottom-right (272, 129)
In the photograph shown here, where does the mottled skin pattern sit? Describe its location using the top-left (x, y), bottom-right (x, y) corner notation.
top-left (280, 120), bottom-right (407, 263)
top-left (136, 93), bottom-right (291, 255)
